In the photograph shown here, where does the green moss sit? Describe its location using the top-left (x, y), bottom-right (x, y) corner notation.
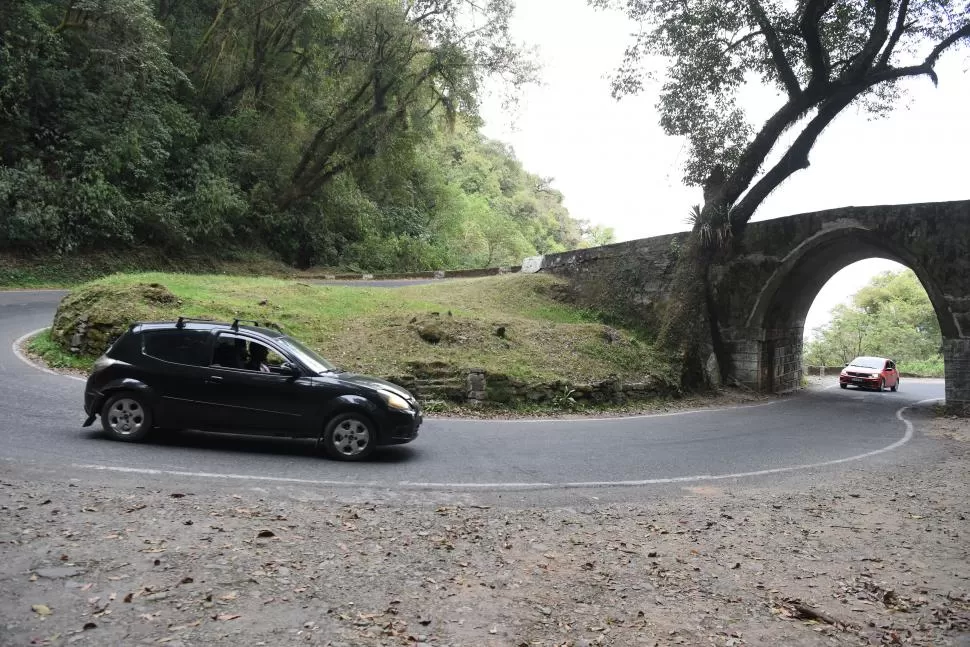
top-left (27, 330), bottom-right (92, 371)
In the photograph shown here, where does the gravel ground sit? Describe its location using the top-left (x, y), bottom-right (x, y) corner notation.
top-left (1, 417), bottom-right (968, 647)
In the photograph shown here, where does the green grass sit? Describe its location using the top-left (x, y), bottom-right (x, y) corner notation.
top-left (47, 273), bottom-right (679, 394)
top-left (27, 329), bottom-right (91, 371)
top-left (897, 358), bottom-right (945, 378)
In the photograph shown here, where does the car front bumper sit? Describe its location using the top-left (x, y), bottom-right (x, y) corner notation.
top-left (839, 376), bottom-right (882, 387)
top-left (379, 409), bottom-right (422, 445)
top-left (83, 388), bottom-right (103, 426)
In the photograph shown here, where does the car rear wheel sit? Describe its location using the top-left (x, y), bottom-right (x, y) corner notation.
top-left (321, 412), bottom-right (376, 461)
top-left (101, 392), bottom-right (153, 442)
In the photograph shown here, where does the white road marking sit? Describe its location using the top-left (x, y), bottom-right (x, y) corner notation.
top-left (64, 399), bottom-right (939, 491)
top-left (11, 327), bottom-right (86, 382)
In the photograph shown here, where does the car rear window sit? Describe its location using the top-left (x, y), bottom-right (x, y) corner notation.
top-left (142, 330), bottom-right (210, 366)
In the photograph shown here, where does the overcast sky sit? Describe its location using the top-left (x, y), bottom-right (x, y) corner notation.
top-left (478, 0), bottom-right (970, 335)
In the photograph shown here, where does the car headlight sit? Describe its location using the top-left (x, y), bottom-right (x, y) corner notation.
top-left (870, 373), bottom-right (880, 378)
top-left (378, 389), bottom-right (412, 411)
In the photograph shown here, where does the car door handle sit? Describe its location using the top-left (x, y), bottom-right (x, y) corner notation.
top-left (205, 375), bottom-right (224, 384)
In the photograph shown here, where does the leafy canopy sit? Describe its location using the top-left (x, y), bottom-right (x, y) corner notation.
top-left (1, 0), bottom-right (611, 269)
top-left (592, 0), bottom-right (970, 227)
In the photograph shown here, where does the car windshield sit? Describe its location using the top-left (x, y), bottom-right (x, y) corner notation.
top-left (849, 356), bottom-right (885, 369)
top-left (276, 336), bottom-right (336, 374)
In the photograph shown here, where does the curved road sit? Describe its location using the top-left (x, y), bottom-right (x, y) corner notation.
top-left (1, 290), bottom-right (943, 492)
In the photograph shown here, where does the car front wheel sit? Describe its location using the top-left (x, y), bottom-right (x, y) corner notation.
top-left (321, 412), bottom-right (376, 461)
top-left (840, 383), bottom-right (847, 389)
top-left (877, 379), bottom-right (885, 392)
top-left (891, 379), bottom-right (898, 392)
top-left (101, 391), bottom-right (153, 442)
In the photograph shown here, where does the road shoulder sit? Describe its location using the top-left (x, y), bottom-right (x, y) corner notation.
top-left (2, 416), bottom-right (967, 646)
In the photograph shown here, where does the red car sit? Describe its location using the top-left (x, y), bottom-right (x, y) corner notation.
top-left (839, 356), bottom-right (900, 392)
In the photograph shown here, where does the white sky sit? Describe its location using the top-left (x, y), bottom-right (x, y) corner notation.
top-left (478, 0), bottom-right (970, 335)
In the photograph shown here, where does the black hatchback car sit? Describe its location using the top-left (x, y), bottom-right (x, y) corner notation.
top-left (83, 318), bottom-right (421, 461)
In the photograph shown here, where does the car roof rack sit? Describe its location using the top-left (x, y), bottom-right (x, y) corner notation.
top-left (231, 318), bottom-right (263, 331)
top-left (175, 316), bottom-right (215, 329)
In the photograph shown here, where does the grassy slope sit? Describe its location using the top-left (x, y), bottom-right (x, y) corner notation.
top-left (38, 272), bottom-right (676, 388)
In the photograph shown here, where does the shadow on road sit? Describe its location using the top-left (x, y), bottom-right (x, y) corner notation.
top-left (76, 428), bottom-right (419, 463)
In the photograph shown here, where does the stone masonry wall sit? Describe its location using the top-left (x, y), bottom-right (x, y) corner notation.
top-left (539, 233), bottom-right (685, 332)
top-left (763, 327), bottom-right (804, 394)
top-left (390, 368), bottom-right (678, 408)
top-left (944, 339), bottom-right (970, 415)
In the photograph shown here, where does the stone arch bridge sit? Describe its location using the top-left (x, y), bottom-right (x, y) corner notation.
top-left (538, 200), bottom-right (970, 412)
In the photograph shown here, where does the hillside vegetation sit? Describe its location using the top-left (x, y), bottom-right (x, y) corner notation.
top-left (1, 1), bottom-right (613, 272)
top-left (804, 270), bottom-right (944, 377)
top-left (38, 273), bottom-right (679, 408)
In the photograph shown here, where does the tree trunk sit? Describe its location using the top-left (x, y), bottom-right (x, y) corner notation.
top-left (658, 233), bottom-right (721, 390)
top-left (658, 192), bottom-right (735, 390)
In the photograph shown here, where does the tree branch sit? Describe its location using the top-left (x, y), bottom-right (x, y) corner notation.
top-left (844, 0), bottom-right (891, 79)
top-left (730, 51), bottom-right (964, 227)
top-left (876, 0), bottom-right (910, 68)
top-left (289, 77), bottom-right (374, 184)
top-left (922, 22), bottom-right (970, 77)
top-left (799, 0), bottom-right (836, 86)
top-left (730, 94), bottom-right (852, 229)
top-left (747, 0), bottom-right (801, 98)
top-left (722, 30), bottom-right (764, 55)
top-left (714, 93), bottom-right (816, 210)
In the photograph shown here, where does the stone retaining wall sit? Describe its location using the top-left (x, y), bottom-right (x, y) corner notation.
top-left (389, 366), bottom-right (678, 407)
top-left (301, 266), bottom-right (521, 281)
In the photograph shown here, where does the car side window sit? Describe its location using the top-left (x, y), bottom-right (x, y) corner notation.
top-left (211, 333), bottom-right (287, 373)
top-left (142, 330), bottom-right (211, 366)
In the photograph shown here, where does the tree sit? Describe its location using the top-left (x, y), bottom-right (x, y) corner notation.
top-left (804, 269), bottom-right (943, 373)
top-left (2, 1), bottom-right (596, 275)
top-left (591, 0), bottom-right (969, 385)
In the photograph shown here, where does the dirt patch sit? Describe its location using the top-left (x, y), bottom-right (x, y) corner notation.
top-left (924, 415), bottom-right (970, 443)
top-left (1, 431), bottom-right (968, 646)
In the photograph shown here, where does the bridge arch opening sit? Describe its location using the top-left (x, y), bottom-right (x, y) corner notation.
top-left (740, 225), bottom-right (956, 394)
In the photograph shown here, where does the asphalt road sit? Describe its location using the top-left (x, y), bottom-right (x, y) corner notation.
top-left (0, 290), bottom-right (944, 492)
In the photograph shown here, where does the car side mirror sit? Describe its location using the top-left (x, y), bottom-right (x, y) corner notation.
top-left (843, 363), bottom-right (849, 368)
top-left (281, 361), bottom-right (300, 377)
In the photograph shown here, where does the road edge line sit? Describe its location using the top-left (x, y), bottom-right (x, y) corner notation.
top-left (11, 327), bottom-right (86, 382)
top-left (48, 398), bottom-right (941, 492)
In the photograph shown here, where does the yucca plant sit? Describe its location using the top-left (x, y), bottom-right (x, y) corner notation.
top-left (685, 204), bottom-right (732, 251)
